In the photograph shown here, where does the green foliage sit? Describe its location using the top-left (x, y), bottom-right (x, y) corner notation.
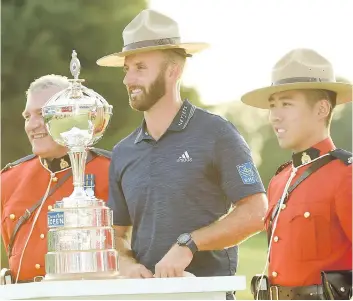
top-left (2, 0), bottom-right (148, 165)
top-left (237, 232), bottom-right (268, 300)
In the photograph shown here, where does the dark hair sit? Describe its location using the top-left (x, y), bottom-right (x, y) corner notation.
top-left (300, 89), bottom-right (337, 127)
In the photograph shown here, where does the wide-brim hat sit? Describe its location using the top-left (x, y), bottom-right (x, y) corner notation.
top-left (241, 48), bottom-right (352, 109)
top-left (96, 9), bottom-right (209, 67)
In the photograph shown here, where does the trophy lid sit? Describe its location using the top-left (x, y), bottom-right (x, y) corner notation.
top-left (42, 50), bottom-right (113, 148)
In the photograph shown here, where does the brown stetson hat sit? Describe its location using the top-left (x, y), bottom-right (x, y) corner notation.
top-left (241, 48), bottom-right (352, 109)
top-left (96, 9), bottom-right (209, 67)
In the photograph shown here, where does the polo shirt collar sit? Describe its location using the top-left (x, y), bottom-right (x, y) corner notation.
top-left (134, 99), bottom-right (196, 144)
top-left (168, 99), bottom-right (196, 131)
top-left (134, 122), bottom-right (152, 144)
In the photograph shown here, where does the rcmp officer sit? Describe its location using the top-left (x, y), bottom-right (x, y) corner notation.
top-left (241, 49), bottom-right (352, 300)
top-left (0, 75), bottom-right (111, 284)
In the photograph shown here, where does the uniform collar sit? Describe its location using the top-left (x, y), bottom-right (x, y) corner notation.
top-left (135, 99), bottom-right (195, 144)
top-left (292, 137), bottom-right (335, 167)
top-left (40, 154), bottom-right (71, 173)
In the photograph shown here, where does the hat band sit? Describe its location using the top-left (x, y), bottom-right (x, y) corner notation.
top-left (123, 37), bottom-right (181, 52)
top-left (273, 76), bottom-right (331, 86)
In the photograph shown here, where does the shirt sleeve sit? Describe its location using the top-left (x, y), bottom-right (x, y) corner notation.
top-left (334, 165), bottom-right (352, 242)
top-left (107, 147), bottom-right (132, 226)
top-left (214, 121), bottom-right (266, 204)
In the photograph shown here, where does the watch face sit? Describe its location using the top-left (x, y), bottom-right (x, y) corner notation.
top-left (178, 233), bottom-right (190, 245)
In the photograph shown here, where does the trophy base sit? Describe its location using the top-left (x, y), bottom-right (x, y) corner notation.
top-left (45, 249), bottom-right (118, 276)
top-left (43, 271), bottom-right (121, 281)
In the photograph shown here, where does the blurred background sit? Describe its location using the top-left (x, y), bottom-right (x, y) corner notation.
top-left (1, 0), bottom-right (352, 299)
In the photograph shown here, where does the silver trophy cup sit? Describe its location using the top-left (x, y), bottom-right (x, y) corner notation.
top-left (42, 50), bottom-right (118, 281)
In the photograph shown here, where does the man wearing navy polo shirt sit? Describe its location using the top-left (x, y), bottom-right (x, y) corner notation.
top-left (97, 9), bottom-right (268, 280)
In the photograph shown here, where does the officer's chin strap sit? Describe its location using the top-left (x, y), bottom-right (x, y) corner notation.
top-left (255, 153), bottom-right (331, 300)
top-left (15, 175), bottom-right (54, 284)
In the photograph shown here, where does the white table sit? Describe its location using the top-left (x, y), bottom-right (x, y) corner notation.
top-left (0, 276), bottom-right (246, 300)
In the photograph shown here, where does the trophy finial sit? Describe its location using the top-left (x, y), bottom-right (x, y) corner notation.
top-left (70, 50), bottom-right (81, 80)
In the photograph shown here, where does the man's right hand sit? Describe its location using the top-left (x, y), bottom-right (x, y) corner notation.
top-left (119, 258), bottom-right (153, 278)
top-left (114, 226), bottom-right (153, 278)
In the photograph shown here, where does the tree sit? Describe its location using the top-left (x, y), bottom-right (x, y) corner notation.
top-left (0, 0), bottom-right (140, 165)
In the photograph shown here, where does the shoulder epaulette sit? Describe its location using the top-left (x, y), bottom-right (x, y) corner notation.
top-left (1, 154), bottom-right (36, 173)
top-left (330, 148), bottom-right (352, 166)
top-left (275, 161), bottom-right (292, 175)
top-left (89, 147), bottom-right (112, 159)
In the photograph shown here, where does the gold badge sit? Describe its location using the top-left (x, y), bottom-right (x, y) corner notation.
top-left (60, 158), bottom-right (69, 169)
top-left (301, 152), bottom-right (311, 164)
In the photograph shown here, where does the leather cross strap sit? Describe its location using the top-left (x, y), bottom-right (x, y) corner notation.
top-left (7, 151), bottom-right (95, 258)
top-left (270, 155), bottom-right (335, 222)
top-left (267, 154), bottom-right (335, 245)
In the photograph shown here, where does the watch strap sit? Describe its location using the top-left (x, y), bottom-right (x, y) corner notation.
top-left (186, 238), bottom-right (198, 255)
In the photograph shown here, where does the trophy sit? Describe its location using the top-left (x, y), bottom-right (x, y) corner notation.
top-left (42, 50), bottom-right (118, 281)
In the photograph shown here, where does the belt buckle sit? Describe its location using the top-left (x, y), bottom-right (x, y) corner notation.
top-left (270, 286), bottom-right (279, 300)
top-left (33, 276), bottom-right (44, 282)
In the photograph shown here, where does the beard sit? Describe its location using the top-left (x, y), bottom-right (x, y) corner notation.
top-left (128, 68), bottom-right (167, 112)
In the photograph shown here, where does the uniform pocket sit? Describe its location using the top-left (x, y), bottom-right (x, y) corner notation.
top-left (289, 202), bottom-right (331, 261)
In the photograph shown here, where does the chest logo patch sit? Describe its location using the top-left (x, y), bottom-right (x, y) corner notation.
top-left (177, 151), bottom-right (193, 162)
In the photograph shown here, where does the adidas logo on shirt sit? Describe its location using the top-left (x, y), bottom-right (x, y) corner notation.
top-left (177, 151), bottom-right (192, 162)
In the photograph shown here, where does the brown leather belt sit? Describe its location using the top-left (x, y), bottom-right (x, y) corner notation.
top-left (14, 278), bottom-right (44, 284)
top-left (16, 279), bottom-right (34, 283)
top-left (270, 284), bottom-right (324, 300)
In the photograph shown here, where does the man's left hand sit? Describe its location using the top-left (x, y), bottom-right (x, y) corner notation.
top-left (154, 244), bottom-right (193, 277)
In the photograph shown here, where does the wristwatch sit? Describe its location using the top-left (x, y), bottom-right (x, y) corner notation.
top-left (177, 233), bottom-right (198, 255)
